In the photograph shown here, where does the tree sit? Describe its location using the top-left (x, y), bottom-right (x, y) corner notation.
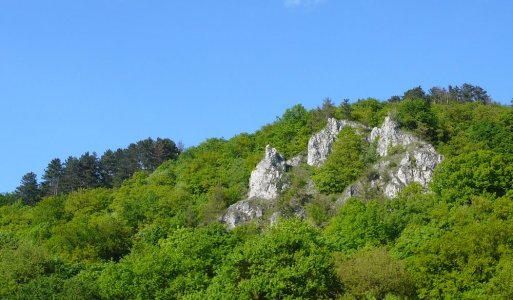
top-left (41, 158), bottom-right (63, 196)
top-left (154, 138), bottom-right (179, 168)
top-left (397, 98), bottom-right (439, 142)
top-left (99, 149), bottom-right (118, 188)
top-left (204, 219), bottom-right (341, 299)
top-left (15, 172), bottom-right (41, 205)
top-left (313, 127), bottom-right (366, 194)
top-left (77, 152), bottom-right (101, 189)
top-left (447, 83), bottom-right (491, 104)
top-left (335, 247), bottom-right (415, 299)
top-left (403, 86), bottom-right (427, 101)
top-left (60, 156), bottom-right (80, 193)
top-left (341, 98), bottom-right (352, 119)
top-left (460, 83), bottom-right (491, 104)
top-left (431, 150), bottom-right (513, 204)
top-left (324, 199), bottom-right (392, 252)
top-left (349, 98), bottom-right (384, 127)
top-left (429, 86), bottom-right (450, 104)
top-left (387, 95), bottom-right (401, 103)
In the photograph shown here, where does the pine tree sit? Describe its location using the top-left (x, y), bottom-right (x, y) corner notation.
top-left (15, 172), bottom-right (41, 205)
top-left (41, 158), bottom-right (63, 196)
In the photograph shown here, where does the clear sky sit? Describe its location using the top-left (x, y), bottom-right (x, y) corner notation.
top-left (1, 0), bottom-right (512, 193)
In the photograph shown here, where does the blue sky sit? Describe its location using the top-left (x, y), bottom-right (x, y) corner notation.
top-left (1, 0), bottom-right (512, 192)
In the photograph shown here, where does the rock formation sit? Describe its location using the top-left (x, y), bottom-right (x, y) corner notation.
top-left (307, 118), bottom-right (364, 167)
top-left (370, 116), bottom-right (418, 157)
top-left (342, 116), bottom-right (443, 200)
top-left (221, 199), bottom-right (267, 230)
top-left (221, 145), bottom-right (289, 229)
top-left (223, 116), bottom-right (444, 229)
top-left (248, 145), bottom-right (288, 200)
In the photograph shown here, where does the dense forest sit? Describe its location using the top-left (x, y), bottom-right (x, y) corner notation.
top-left (2, 84), bottom-right (513, 299)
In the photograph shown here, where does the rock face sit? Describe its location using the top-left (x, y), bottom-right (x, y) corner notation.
top-left (370, 116), bottom-right (418, 157)
top-left (221, 145), bottom-right (288, 229)
top-left (373, 144), bottom-right (443, 198)
top-left (307, 118), bottom-right (364, 167)
top-left (248, 145), bottom-right (288, 200)
top-left (221, 199), bottom-right (266, 230)
top-left (223, 115), bottom-right (444, 229)
top-left (342, 116), bottom-right (444, 200)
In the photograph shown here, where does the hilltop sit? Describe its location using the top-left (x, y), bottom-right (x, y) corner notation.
top-left (1, 84), bottom-right (513, 299)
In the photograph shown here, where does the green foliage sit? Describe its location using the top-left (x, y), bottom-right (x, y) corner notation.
top-left (97, 225), bottom-right (237, 299)
top-left (403, 85), bottom-right (427, 101)
top-left (255, 104), bottom-right (312, 158)
top-left (431, 150), bottom-right (513, 204)
top-left (402, 197), bottom-right (513, 298)
top-left (335, 247), bottom-right (415, 299)
top-left (0, 193), bottom-right (17, 206)
top-left (324, 198), bottom-right (393, 252)
top-left (350, 98), bottom-right (385, 127)
top-left (397, 98), bottom-right (440, 142)
top-left (15, 172), bottom-right (41, 205)
top-left (203, 219), bottom-right (341, 299)
top-left (0, 241), bottom-right (50, 297)
top-left (313, 127), bottom-right (366, 194)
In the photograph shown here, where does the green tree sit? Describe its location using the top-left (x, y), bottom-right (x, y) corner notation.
top-left (335, 247), bottom-right (415, 299)
top-left (431, 150), bottom-right (513, 204)
top-left (60, 156), bottom-right (81, 194)
top-left (98, 225), bottom-right (236, 299)
top-left (324, 199), bottom-right (392, 252)
top-left (204, 219), bottom-right (340, 299)
top-left (350, 98), bottom-right (384, 127)
top-left (397, 98), bottom-right (439, 142)
top-left (41, 158), bottom-right (63, 196)
top-left (403, 85), bottom-right (427, 101)
top-left (15, 172), bottom-right (41, 205)
top-left (313, 127), bottom-right (365, 194)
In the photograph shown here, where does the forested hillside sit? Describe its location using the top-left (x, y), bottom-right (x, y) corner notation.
top-left (2, 84), bottom-right (513, 299)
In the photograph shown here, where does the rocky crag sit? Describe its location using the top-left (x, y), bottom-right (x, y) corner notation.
top-left (221, 145), bottom-right (292, 229)
top-left (341, 116), bottom-right (443, 200)
top-left (221, 116), bottom-right (444, 229)
top-left (307, 118), bottom-right (365, 167)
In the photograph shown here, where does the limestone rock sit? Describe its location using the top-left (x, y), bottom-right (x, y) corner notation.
top-left (370, 116), bottom-right (418, 157)
top-left (221, 145), bottom-right (288, 229)
top-left (341, 140), bottom-right (444, 201)
top-left (307, 118), bottom-right (364, 167)
top-left (248, 145), bottom-right (288, 200)
top-left (286, 155), bottom-right (303, 167)
top-left (339, 116), bottom-right (444, 201)
top-left (379, 144), bottom-right (443, 198)
top-left (221, 199), bottom-right (266, 230)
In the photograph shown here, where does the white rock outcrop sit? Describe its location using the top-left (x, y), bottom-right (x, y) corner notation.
top-left (221, 145), bottom-right (289, 229)
top-left (307, 118), bottom-right (364, 167)
top-left (248, 145), bottom-right (288, 200)
top-left (221, 199), bottom-right (265, 230)
top-left (370, 116), bottom-right (418, 157)
top-left (377, 144), bottom-right (443, 198)
top-left (224, 115), bottom-right (444, 228)
top-left (342, 116), bottom-right (444, 200)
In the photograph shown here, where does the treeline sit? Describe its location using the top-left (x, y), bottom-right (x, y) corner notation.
top-left (13, 138), bottom-right (180, 205)
top-left (389, 83), bottom-right (492, 104)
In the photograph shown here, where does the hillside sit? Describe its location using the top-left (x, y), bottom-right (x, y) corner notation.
top-left (2, 85), bottom-right (513, 299)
